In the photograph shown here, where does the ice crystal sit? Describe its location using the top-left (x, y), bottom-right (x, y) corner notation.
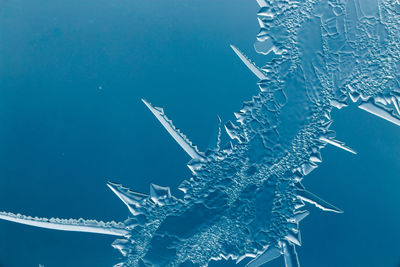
top-left (1, 0), bottom-right (399, 266)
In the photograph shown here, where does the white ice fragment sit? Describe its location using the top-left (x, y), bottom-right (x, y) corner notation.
top-left (257, 17), bottom-right (265, 28)
top-left (150, 184), bottom-right (171, 205)
top-left (347, 85), bottom-right (370, 101)
top-left (187, 158), bottom-right (203, 174)
top-left (300, 162), bottom-right (317, 175)
top-left (254, 38), bottom-right (278, 55)
top-left (256, 0), bottom-right (268, 7)
top-left (234, 111), bottom-right (245, 124)
top-left (319, 136), bottom-right (357, 155)
top-left (392, 96), bottom-right (400, 115)
top-left (294, 201), bottom-right (306, 210)
top-left (258, 7), bottom-right (274, 19)
top-left (348, 91), bottom-right (360, 103)
top-left (282, 242), bottom-right (300, 267)
top-left (107, 182), bottom-right (147, 214)
top-left (293, 210), bottom-right (310, 223)
top-left (330, 99), bottom-right (348, 109)
top-left (374, 96), bottom-right (389, 105)
top-left (359, 101), bottom-right (400, 126)
top-left (257, 29), bottom-right (270, 42)
top-left (309, 152), bottom-right (322, 163)
top-left (0, 212), bottom-right (128, 236)
top-left (246, 244), bottom-right (282, 267)
top-left (236, 253), bottom-right (257, 264)
top-left (142, 99), bottom-right (204, 159)
top-left (224, 121), bottom-right (244, 143)
top-left (295, 189), bottom-right (343, 213)
top-left (230, 44), bottom-right (267, 80)
top-left (112, 239), bottom-right (130, 257)
top-left (284, 232), bottom-right (301, 246)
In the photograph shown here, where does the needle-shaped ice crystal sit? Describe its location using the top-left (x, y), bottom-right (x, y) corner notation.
top-left (0, 212), bottom-right (128, 236)
top-left (142, 99), bottom-right (204, 160)
top-left (359, 101), bottom-right (400, 127)
top-left (230, 44), bottom-right (267, 80)
top-left (319, 137), bottom-right (357, 155)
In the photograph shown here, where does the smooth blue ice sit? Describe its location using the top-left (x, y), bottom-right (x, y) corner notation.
top-left (0, 0), bottom-right (399, 266)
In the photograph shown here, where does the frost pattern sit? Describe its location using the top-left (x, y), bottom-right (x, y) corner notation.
top-left (1, 0), bottom-right (399, 266)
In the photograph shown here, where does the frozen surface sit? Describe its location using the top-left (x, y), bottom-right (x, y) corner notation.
top-left (0, 0), bottom-right (399, 266)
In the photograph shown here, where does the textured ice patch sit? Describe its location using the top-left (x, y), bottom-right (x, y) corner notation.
top-left (0, 0), bottom-right (399, 266)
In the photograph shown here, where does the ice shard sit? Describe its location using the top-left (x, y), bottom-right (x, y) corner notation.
top-left (359, 101), bottom-right (400, 127)
top-left (319, 137), bottom-right (357, 155)
top-left (295, 189), bottom-right (343, 213)
top-left (0, 212), bottom-right (128, 236)
top-left (282, 242), bottom-right (300, 267)
top-left (284, 232), bottom-right (302, 247)
top-left (393, 97), bottom-right (400, 116)
top-left (142, 99), bottom-right (204, 159)
top-left (256, 0), bottom-right (267, 8)
top-left (215, 115), bottom-right (222, 151)
top-left (107, 182), bottom-right (147, 214)
top-left (230, 44), bottom-right (267, 80)
top-left (149, 183), bottom-right (172, 205)
top-left (246, 245), bottom-right (282, 267)
top-left (292, 210), bottom-right (310, 223)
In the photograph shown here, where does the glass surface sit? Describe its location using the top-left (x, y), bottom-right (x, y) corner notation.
top-left (0, 0), bottom-right (399, 266)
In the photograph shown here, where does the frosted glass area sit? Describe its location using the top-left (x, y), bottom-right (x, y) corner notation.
top-left (0, 0), bottom-right (399, 266)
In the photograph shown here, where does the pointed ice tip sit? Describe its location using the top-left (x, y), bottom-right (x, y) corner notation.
top-left (256, 0), bottom-right (267, 7)
top-left (112, 239), bottom-right (130, 257)
top-left (142, 98), bottom-right (204, 160)
top-left (214, 115), bottom-right (223, 151)
top-left (296, 189), bottom-right (343, 214)
top-left (246, 244), bottom-right (282, 267)
top-left (107, 181), bottom-right (119, 189)
top-left (319, 137), bottom-right (357, 155)
top-left (107, 181), bottom-right (118, 192)
top-left (141, 98), bottom-right (150, 107)
top-left (282, 241), bottom-right (300, 267)
top-left (285, 233), bottom-right (301, 246)
top-left (150, 183), bottom-right (171, 205)
top-left (107, 181), bottom-right (147, 209)
top-left (292, 210), bottom-right (310, 223)
top-left (230, 44), bottom-right (267, 80)
top-left (0, 211), bottom-right (128, 236)
top-left (359, 100), bottom-right (400, 126)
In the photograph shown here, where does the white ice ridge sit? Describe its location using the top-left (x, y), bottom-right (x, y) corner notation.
top-left (256, 0), bottom-right (267, 7)
top-left (359, 101), bottom-right (400, 126)
top-left (295, 189), bottom-right (343, 213)
top-left (142, 99), bottom-right (204, 160)
top-left (107, 182), bottom-right (148, 215)
top-left (319, 136), bottom-right (357, 155)
top-left (0, 211), bottom-right (128, 236)
top-left (246, 241), bottom-right (300, 267)
top-left (215, 115), bottom-right (222, 150)
top-left (392, 97), bottom-right (400, 115)
top-left (230, 45), bottom-right (267, 80)
top-left (282, 242), bottom-right (300, 267)
top-left (246, 245), bottom-right (282, 267)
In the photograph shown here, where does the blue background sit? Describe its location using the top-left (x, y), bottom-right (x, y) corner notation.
top-left (0, 0), bottom-right (399, 266)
